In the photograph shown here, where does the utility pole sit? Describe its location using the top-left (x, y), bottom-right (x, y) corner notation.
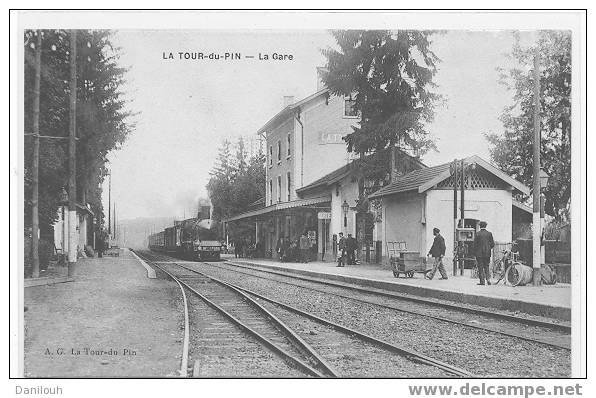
top-left (460, 159), bottom-right (465, 226)
top-left (67, 30), bottom-right (77, 278)
top-left (31, 31), bottom-right (42, 278)
top-left (452, 159), bottom-right (458, 276)
top-left (113, 202), bottom-right (117, 242)
top-left (532, 46), bottom-right (542, 286)
top-left (108, 172), bottom-right (111, 237)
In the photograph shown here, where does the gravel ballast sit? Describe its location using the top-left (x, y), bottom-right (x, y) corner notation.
top-left (193, 261), bottom-right (571, 377)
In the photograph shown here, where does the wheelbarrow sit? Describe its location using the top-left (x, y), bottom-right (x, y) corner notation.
top-left (390, 254), bottom-right (429, 278)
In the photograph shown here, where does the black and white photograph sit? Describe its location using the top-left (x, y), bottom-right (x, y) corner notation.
top-left (9, 7), bottom-right (587, 394)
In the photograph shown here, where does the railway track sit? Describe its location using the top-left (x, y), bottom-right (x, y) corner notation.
top-left (212, 259), bottom-right (571, 350)
top-left (138, 250), bottom-right (473, 377)
top-left (135, 251), bottom-right (330, 377)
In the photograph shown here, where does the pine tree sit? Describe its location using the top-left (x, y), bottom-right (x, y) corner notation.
top-left (24, 30), bottom-right (134, 239)
top-left (321, 30), bottom-right (441, 190)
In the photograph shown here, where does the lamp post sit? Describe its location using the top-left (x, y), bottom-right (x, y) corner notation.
top-left (342, 200), bottom-right (349, 233)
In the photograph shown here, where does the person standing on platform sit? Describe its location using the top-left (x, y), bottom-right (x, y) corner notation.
top-left (234, 238), bottom-right (242, 258)
top-left (281, 237), bottom-right (290, 262)
top-left (426, 227), bottom-right (448, 280)
top-left (346, 233), bottom-right (357, 265)
top-left (299, 231), bottom-right (310, 263)
top-left (97, 230), bottom-right (105, 258)
top-left (276, 237), bottom-right (283, 261)
top-left (474, 221), bottom-right (495, 285)
top-left (337, 232), bottom-right (346, 267)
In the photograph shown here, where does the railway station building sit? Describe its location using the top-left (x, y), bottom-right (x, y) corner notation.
top-left (368, 155), bottom-right (532, 266)
top-left (224, 71), bottom-right (532, 264)
top-left (224, 70), bottom-right (361, 257)
top-left (223, 69), bottom-right (426, 260)
top-left (52, 200), bottom-right (96, 257)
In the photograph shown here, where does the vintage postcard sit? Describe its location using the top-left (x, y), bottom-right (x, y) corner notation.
top-left (9, 8), bottom-right (587, 396)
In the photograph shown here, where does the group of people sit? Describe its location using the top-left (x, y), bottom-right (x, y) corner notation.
top-left (276, 231), bottom-right (314, 263)
top-left (233, 237), bottom-right (263, 259)
top-left (336, 232), bottom-right (358, 267)
top-left (425, 221), bottom-right (495, 285)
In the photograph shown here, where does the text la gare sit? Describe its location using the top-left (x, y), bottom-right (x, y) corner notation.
top-left (259, 53), bottom-right (293, 61)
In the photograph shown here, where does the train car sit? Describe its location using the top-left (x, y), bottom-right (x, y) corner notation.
top-left (148, 231), bottom-right (165, 252)
top-left (192, 218), bottom-right (221, 260)
top-left (164, 225), bottom-right (181, 255)
top-left (147, 206), bottom-right (222, 261)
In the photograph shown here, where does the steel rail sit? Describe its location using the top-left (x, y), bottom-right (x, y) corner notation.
top-left (180, 273), bottom-right (341, 378)
top-left (204, 261), bottom-right (571, 350)
top-left (173, 262), bottom-right (474, 378)
top-left (225, 260), bottom-right (570, 333)
top-left (138, 252), bottom-right (336, 377)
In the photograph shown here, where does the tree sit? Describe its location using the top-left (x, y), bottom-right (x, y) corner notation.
top-left (207, 140), bottom-right (234, 220)
top-left (485, 31), bottom-right (571, 221)
top-left (24, 30), bottom-right (134, 245)
top-left (321, 30), bottom-right (441, 191)
top-left (207, 138), bottom-right (265, 221)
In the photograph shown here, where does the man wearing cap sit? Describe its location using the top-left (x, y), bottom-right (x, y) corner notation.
top-left (426, 227), bottom-right (448, 280)
top-left (474, 221), bottom-right (495, 285)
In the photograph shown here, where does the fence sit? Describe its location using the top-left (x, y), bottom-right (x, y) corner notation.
top-left (516, 239), bottom-right (571, 265)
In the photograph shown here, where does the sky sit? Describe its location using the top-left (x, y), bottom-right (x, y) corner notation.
top-left (105, 30), bottom-right (527, 221)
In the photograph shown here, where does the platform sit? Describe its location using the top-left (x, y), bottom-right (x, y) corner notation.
top-left (223, 255), bottom-right (571, 321)
top-left (23, 249), bottom-right (183, 377)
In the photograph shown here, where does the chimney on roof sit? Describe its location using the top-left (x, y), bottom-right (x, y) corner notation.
top-left (317, 67), bottom-right (329, 91)
top-left (283, 95), bottom-right (295, 107)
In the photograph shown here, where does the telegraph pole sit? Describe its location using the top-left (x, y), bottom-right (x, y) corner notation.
top-left (452, 159), bottom-right (458, 276)
top-left (108, 172), bottom-right (111, 237)
top-left (31, 31), bottom-right (42, 278)
top-left (67, 30), bottom-right (77, 278)
top-left (532, 46), bottom-right (542, 286)
top-left (460, 159), bottom-right (465, 226)
top-left (113, 202), bottom-right (117, 241)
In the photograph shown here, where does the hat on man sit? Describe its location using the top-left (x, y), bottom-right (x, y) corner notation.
top-left (433, 227), bottom-right (440, 234)
top-left (479, 221), bottom-right (487, 228)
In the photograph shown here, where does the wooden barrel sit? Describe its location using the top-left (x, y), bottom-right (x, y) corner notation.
top-left (505, 263), bottom-right (533, 286)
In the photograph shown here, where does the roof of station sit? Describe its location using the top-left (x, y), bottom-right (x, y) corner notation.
top-left (369, 155), bottom-right (530, 199)
top-left (223, 196), bottom-right (331, 222)
top-left (257, 88), bottom-right (330, 134)
top-left (296, 149), bottom-right (428, 196)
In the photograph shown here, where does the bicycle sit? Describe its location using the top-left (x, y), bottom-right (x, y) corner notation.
top-left (492, 249), bottom-right (521, 285)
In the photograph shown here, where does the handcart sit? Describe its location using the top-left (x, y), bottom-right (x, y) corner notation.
top-left (386, 241), bottom-right (429, 278)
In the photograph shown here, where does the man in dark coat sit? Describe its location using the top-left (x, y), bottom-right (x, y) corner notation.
top-left (337, 232), bottom-right (346, 267)
top-left (426, 227), bottom-right (448, 280)
top-left (346, 233), bottom-right (357, 265)
top-left (96, 230), bottom-right (105, 258)
top-left (234, 238), bottom-right (243, 258)
top-left (299, 231), bottom-right (310, 263)
top-left (474, 221), bottom-right (495, 285)
top-left (281, 237), bottom-right (290, 262)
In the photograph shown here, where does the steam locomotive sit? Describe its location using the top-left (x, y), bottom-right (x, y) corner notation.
top-left (147, 206), bottom-right (222, 261)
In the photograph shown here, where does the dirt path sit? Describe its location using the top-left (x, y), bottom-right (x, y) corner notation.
top-left (24, 250), bottom-right (184, 377)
